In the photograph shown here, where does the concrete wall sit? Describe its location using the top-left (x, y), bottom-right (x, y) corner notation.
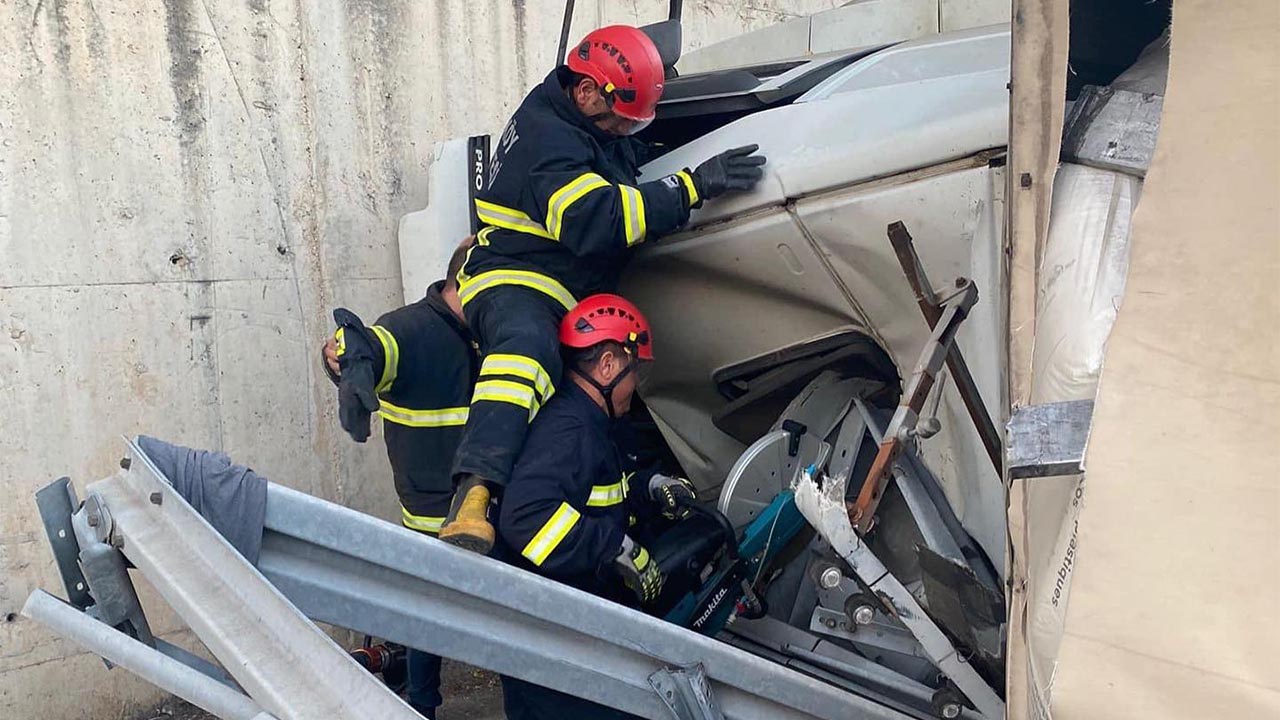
top-left (0, 0), bottom-right (850, 716)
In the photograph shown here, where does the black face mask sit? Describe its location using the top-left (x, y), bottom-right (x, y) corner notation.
top-left (572, 358), bottom-right (636, 419)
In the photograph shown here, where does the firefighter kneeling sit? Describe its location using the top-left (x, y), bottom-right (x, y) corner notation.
top-left (496, 294), bottom-right (696, 720)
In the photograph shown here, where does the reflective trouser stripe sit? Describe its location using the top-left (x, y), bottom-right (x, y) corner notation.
top-left (474, 200), bottom-right (554, 240)
top-left (457, 269), bottom-right (577, 310)
top-left (675, 170), bottom-right (699, 206)
top-left (401, 506), bottom-right (445, 534)
top-left (521, 502), bottom-right (581, 566)
top-left (370, 325), bottom-right (400, 393)
top-left (455, 233), bottom-right (485, 287)
top-left (618, 184), bottom-right (646, 246)
top-left (546, 173), bottom-right (611, 240)
top-left (586, 482), bottom-right (625, 507)
top-left (472, 379), bottom-right (540, 421)
top-left (480, 354), bottom-right (555, 403)
top-left (378, 401), bottom-right (469, 427)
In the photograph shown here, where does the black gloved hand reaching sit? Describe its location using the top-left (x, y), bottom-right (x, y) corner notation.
top-left (690, 144), bottom-right (768, 202)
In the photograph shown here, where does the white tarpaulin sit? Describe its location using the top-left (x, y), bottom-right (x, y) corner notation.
top-left (1018, 162), bottom-right (1139, 718)
top-left (1031, 163), bottom-right (1139, 404)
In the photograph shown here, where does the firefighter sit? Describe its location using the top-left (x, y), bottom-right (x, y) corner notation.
top-left (441, 24), bottom-right (766, 553)
top-left (496, 294), bottom-right (697, 720)
top-left (322, 238), bottom-right (477, 719)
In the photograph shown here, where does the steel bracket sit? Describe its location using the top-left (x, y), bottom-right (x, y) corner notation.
top-left (34, 477), bottom-right (93, 609)
top-left (649, 663), bottom-right (725, 720)
top-left (1007, 400), bottom-right (1095, 479)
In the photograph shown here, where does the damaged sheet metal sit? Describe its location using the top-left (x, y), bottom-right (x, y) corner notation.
top-left (1006, 400), bottom-right (1094, 479)
top-left (794, 469), bottom-right (1005, 719)
top-left (1061, 86), bottom-right (1164, 177)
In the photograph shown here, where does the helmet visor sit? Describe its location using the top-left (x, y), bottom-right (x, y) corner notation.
top-left (604, 91), bottom-right (656, 135)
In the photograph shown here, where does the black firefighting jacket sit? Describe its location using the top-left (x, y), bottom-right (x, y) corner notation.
top-left (497, 380), bottom-right (660, 601)
top-left (459, 67), bottom-right (700, 309)
top-left (343, 281), bottom-right (478, 532)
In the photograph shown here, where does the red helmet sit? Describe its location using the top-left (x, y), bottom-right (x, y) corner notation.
top-left (566, 25), bottom-right (665, 123)
top-left (560, 294), bottom-right (654, 361)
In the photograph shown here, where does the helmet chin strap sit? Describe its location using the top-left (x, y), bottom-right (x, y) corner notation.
top-left (572, 360), bottom-right (635, 419)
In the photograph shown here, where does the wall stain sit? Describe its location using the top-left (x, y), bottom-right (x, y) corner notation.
top-left (160, 0), bottom-right (207, 156)
top-left (48, 0), bottom-right (72, 70)
top-left (511, 0), bottom-right (528, 89)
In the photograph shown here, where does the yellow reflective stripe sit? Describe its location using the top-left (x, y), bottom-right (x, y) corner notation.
top-left (619, 184), bottom-right (646, 246)
top-left (457, 269), bottom-right (577, 311)
top-left (586, 481), bottom-right (626, 507)
top-left (521, 502), bottom-right (581, 566)
top-left (334, 327), bottom-right (346, 357)
top-left (401, 505), bottom-right (445, 534)
top-left (676, 170), bottom-right (699, 206)
top-left (475, 199), bottom-right (554, 240)
top-left (370, 325), bottom-right (399, 393)
top-left (456, 236), bottom-right (484, 285)
top-left (480, 354), bottom-right (556, 402)
top-left (378, 400), bottom-right (469, 428)
top-left (635, 546), bottom-right (651, 570)
top-left (472, 379), bottom-right (539, 419)
top-left (546, 173), bottom-right (610, 240)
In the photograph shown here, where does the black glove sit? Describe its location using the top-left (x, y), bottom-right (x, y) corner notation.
top-left (614, 535), bottom-right (664, 605)
top-left (333, 308), bottom-right (380, 443)
top-left (690, 144), bottom-right (767, 202)
top-left (338, 360), bottom-right (379, 442)
top-left (648, 474), bottom-right (697, 520)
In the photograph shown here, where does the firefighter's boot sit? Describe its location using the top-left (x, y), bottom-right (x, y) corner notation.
top-left (439, 475), bottom-right (495, 554)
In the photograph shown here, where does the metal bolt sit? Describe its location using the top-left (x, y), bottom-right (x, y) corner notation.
top-left (822, 617), bottom-right (837, 629)
top-left (917, 417), bottom-right (942, 439)
top-left (87, 513), bottom-right (99, 527)
top-left (1019, 172), bottom-right (1033, 188)
top-left (110, 535), bottom-right (124, 549)
top-left (819, 567), bottom-right (843, 589)
top-left (852, 605), bottom-right (875, 626)
top-left (149, 492), bottom-right (162, 505)
top-left (941, 702), bottom-right (962, 719)
top-left (120, 457), bottom-right (131, 470)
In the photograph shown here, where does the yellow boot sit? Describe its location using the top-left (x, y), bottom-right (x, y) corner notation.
top-left (439, 476), bottom-right (495, 554)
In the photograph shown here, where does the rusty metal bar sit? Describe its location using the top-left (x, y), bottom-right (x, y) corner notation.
top-left (886, 221), bottom-right (1003, 473)
top-left (849, 286), bottom-right (974, 533)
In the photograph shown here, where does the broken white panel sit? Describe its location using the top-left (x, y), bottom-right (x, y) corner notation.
top-left (676, 15), bottom-right (813, 74)
top-left (809, 0), bottom-right (940, 55)
top-left (398, 138), bottom-right (473, 305)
